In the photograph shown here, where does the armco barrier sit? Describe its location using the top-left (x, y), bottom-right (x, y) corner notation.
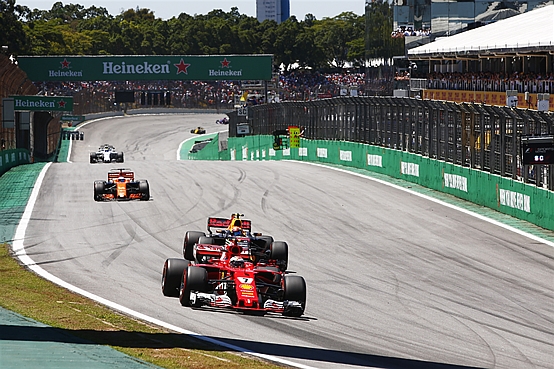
top-left (0, 149), bottom-right (32, 177)
top-left (226, 136), bottom-right (554, 232)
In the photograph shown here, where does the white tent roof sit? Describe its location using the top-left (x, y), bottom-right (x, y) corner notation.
top-left (408, 4), bottom-right (554, 57)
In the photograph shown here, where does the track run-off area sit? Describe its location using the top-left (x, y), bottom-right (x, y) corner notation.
top-left (13, 113), bottom-right (554, 369)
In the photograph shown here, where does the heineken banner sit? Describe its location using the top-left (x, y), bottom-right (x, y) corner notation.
top-left (10, 95), bottom-right (73, 112)
top-left (17, 55), bottom-right (273, 82)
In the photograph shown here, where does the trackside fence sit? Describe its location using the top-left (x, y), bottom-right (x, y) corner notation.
top-left (240, 96), bottom-right (554, 191)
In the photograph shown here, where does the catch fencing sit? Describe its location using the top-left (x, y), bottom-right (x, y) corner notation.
top-left (244, 97), bottom-right (554, 191)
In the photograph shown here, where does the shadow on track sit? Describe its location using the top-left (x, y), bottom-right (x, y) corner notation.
top-left (1, 324), bottom-right (485, 369)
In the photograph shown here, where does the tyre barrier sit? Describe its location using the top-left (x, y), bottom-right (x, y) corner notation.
top-left (63, 131), bottom-right (84, 140)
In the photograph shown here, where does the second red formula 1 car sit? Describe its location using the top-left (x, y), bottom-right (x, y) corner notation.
top-left (161, 213), bottom-right (307, 317)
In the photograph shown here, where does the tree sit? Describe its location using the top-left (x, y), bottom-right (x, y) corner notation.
top-left (365, 0), bottom-right (404, 64)
top-left (0, 0), bottom-right (29, 55)
top-left (311, 12), bottom-right (364, 69)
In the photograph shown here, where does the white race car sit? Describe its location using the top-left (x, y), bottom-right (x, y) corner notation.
top-left (90, 144), bottom-right (124, 163)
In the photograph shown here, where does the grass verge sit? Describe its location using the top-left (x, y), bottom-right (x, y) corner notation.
top-left (0, 243), bottom-right (286, 369)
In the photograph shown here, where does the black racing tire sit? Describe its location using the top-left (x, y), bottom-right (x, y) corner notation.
top-left (117, 152), bottom-right (124, 163)
top-left (283, 275), bottom-right (306, 317)
top-left (179, 266), bottom-right (208, 307)
top-left (183, 231), bottom-right (204, 261)
top-left (253, 235), bottom-right (274, 250)
top-left (198, 236), bottom-right (214, 245)
top-left (93, 180), bottom-right (105, 201)
top-left (270, 241), bottom-right (288, 271)
top-left (89, 153), bottom-right (96, 163)
top-left (139, 180), bottom-right (150, 201)
top-left (161, 258), bottom-right (189, 297)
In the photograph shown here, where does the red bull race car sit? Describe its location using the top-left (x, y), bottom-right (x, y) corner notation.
top-left (161, 213), bottom-right (306, 317)
top-left (93, 168), bottom-right (150, 201)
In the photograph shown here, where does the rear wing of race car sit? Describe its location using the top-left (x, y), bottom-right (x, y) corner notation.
top-left (107, 168), bottom-right (134, 181)
top-left (207, 217), bottom-right (251, 234)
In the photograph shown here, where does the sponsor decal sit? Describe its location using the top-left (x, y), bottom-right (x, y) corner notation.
top-left (15, 99), bottom-right (55, 108)
top-left (498, 188), bottom-right (530, 213)
top-left (367, 154), bottom-right (382, 167)
top-left (220, 58), bottom-right (231, 68)
top-left (401, 161), bottom-right (420, 177)
top-left (209, 57), bottom-right (242, 77)
top-left (49, 57), bottom-right (83, 77)
top-left (49, 70), bottom-right (83, 77)
top-left (209, 69), bottom-right (243, 77)
top-left (444, 173), bottom-right (468, 192)
top-left (12, 96), bottom-right (72, 111)
top-left (340, 150), bottom-right (352, 162)
top-left (104, 61), bottom-right (171, 75)
top-left (60, 58), bottom-right (70, 68)
top-left (174, 59), bottom-right (190, 74)
top-left (239, 284), bottom-right (254, 290)
top-left (317, 148), bottom-right (328, 158)
top-left (299, 147), bottom-right (308, 156)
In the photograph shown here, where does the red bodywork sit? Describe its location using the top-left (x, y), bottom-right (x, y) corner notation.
top-left (192, 241), bottom-right (286, 313)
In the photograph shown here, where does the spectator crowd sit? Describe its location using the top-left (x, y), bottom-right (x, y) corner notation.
top-left (31, 69), bottom-right (554, 115)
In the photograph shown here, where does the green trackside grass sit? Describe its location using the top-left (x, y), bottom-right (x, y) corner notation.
top-left (0, 244), bottom-right (286, 369)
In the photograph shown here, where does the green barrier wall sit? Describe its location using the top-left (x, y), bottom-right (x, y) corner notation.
top-left (186, 133), bottom-right (230, 161)
top-left (224, 136), bottom-right (554, 231)
top-left (0, 149), bottom-right (32, 177)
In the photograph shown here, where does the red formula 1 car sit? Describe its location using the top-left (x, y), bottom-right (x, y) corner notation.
top-left (93, 168), bottom-right (150, 201)
top-left (161, 213), bottom-right (306, 317)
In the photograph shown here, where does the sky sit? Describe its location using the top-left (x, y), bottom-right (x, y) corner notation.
top-left (17, 1), bottom-right (366, 20)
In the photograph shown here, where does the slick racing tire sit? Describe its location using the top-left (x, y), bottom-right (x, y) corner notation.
top-left (89, 153), bottom-right (96, 163)
top-left (179, 266), bottom-right (208, 307)
top-left (197, 236), bottom-right (214, 245)
top-left (161, 258), bottom-right (189, 297)
top-left (252, 235), bottom-right (273, 251)
top-left (283, 275), bottom-right (307, 317)
top-left (117, 152), bottom-right (124, 163)
top-left (138, 180), bottom-right (150, 201)
top-left (183, 231), bottom-right (205, 261)
top-left (93, 180), bottom-right (105, 201)
top-left (251, 235), bottom-right (274, 264)
top-left (270, 241), bottom-right (288, 272)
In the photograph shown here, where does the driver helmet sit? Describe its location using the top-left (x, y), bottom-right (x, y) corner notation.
top-left (118, 176), bottom-right (125, 182)
top-left (229, 256), bottom-right (245, 268)
top-left (231, 226), bottom-right (243, 236)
